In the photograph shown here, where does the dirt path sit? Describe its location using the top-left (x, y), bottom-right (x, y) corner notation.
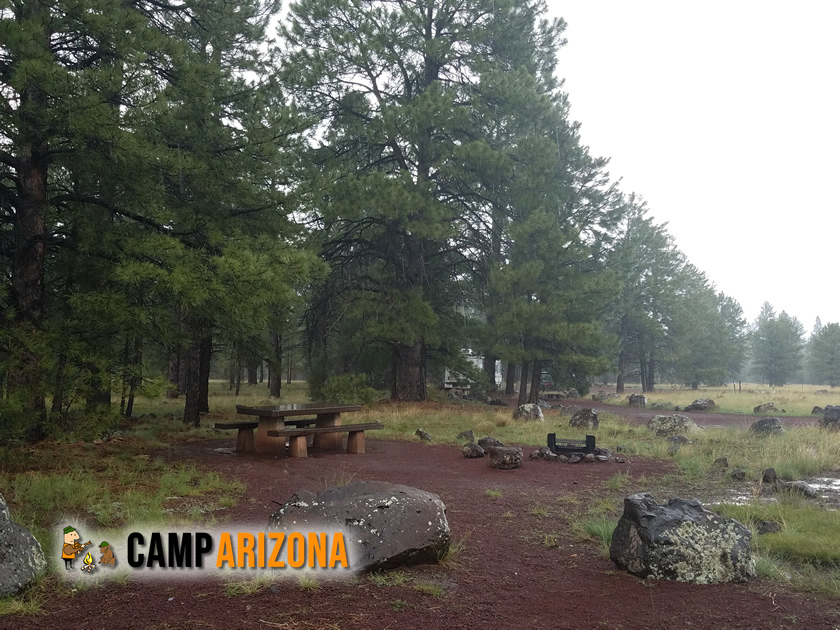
top-left (6, 436), bottom-right (839, 630)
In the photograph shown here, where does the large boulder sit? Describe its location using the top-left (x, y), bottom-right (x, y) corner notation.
top-left (462, 442), bottom-right (485, 458)
top-left (488, 446), bottom-right (523, 470)
top-left (513, 404), bottom-right (544, 421)
top-left (821, 406), bottom-right (840, 431)
top-left (0, 492), bottom-right (46, 597)
top-left (268, 482), bottom-right (450, 573)
top-left (628, 394), bottom-right (647, 408)
top-left (750, 417), bottom-right (784, 436)
top-left (609, 493), bottom-right (755, 584)
top-left (569, 408), bottom-right (599, 430)
top-left (753, 402), bottom-right (779, 414)
top-left (685, 399), bottom-right (716, 412)
top-left (647, 414), bottom-right (704, 436)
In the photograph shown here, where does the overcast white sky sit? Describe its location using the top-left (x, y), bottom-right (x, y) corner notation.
top-left (547, 1), bottom-right (840, 332)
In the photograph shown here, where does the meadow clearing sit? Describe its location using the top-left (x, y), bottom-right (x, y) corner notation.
top-left (1, 382), bottom-right (839, 628)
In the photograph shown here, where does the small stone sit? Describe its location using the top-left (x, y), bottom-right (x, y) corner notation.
top-left (713, 457), bottom-right (729, 469)
top-left (777, 480), bottom-right (818, 499)
top-left (731, 468), bottom-right (746, 481)
top-left (583, 453), bottom-right (595, 463)
top-left (761, 468), bottom-right (777, 484)
top-left (557, 455), bottom-right (569, 463)
top-left (596, 455), bottom-right (609, 462)
top-left (667, 435), bottom-right (691, 444)
top-left (415, 429), bottom-right (432, 442)
top-left (462, 443), bottom-right (485, 458)
top-left (568, 455), bottom-right (582, 464)
top-left (615, 457), bottom-right (626, 464)
top-left (756, 520), bottom-right (782, 535)
top-left (456, 430), bottom-right (475, 443)
top-left (544, 451), bottom-right (558, 462)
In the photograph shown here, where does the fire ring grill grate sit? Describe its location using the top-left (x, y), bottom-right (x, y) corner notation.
top-left (547, 433), bottom-right (596, 456)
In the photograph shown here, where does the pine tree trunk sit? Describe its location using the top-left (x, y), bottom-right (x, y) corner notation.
top-left (270, 331), bottom-right (282, 398)
top-left (483, 354), bottom-right (497, 390)
top-left (287, 348), bottom-right (293, 384)
top-left (616, 348), bottom-right (626, 394)
top-left (246, 355), bottom-right (258, 386)
top-left (166, 350), bottom-right (180, 398)
top-left (504, 362), bottom-right (517, 396)
top-left (183, 339), bottom-right (202, 427)
top-left (125, 335), bottom-right (142, 418)
top-left (639, 357), bottom-right (648, 393)
top-left (235, 352), bottom-right (242, 396)
top-left (518, 361), bottom-right (530, 406)
top-left (646, 352), bottom-right (655, 392)
top-left (394, 340), bottom-right (426, 401)
top-left (199, 335), bottom-right (212, 413)
top-left (10, 1), bottom-right (50, 438)
top-left (528, 360), bottom-right (541, 404)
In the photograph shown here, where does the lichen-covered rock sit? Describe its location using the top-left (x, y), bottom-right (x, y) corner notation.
top-left (569, 408), bottom-right (599, 430)
top-left (488, 446), bottom-right (523, 470)
top-left (513, 404), bottom-right (544, 421)
top-left (555, 404), bottom-right (582, 417)
top-left (0, 493), bottom-right (48, 596)
top-left (685, 399), bottom-right (716, 412)
top-left (776, 480), bottom-right (818, 499)
top-left (268, 481), bottom-right (449, 573)
top-left (456, 430), bottom-right (475, 443)
top-left (609, 493), bottom-right (755, 584)
top-left (731, 468), bottom-right (746, 480)
top-left (753, 402), bottom-right (779, 414)
top-left (462, 443), bottom-right (485, 458)
top-left (761, 468), bottom-right (777, 484)
top-left (647, 414), bottom-right (704, 437)
top-left (628, 394), bottom-right (647, 408)
top-left (756, 520), bottom-right (782, 535)
top-left (477, 436), bottom-right (503, 451)
top-left (415, 428), bottom-right (432, 442)
top-left (750, 417), bottom-right (784, 436)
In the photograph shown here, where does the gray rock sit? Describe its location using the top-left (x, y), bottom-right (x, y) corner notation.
top-left (0, 493), bottom-right (48, 597)
top-left (815, 389), bottom-right (830, 395)
top-left (750, 418), bottom-right (784, 436)
top-left (615, 457), bottom-right (627, 464)
top-left (488, 446), bottom-right (523, 470)
top-left (582, 453), bottom-right (596, 463)
top-left (591, 391), bottom-right (607, 402)
top-left (462, 443), bottom-right (485, 458)
top-left (820, 405), bottom-right (840, 431)
top-left (415, 428), bottom-right (432, 442)
top-left (731, 468), bottom-right (746, 481)
top-left (557, 454), bottom-right (570, 463)
top-left (536, 399), bottom-right (551, 409)
top-left (568, 455), bottom-right (582, 464)
top-left (812, 406), bottom-right (825, 415)
top-left (609, 493), bottom-right (755, 584)
top-left (753, 402), bottom-right (780, 414)
top-left (667, 444), bottom-right (680, 456)
top-left (555, 404), bottom-right (583, 416)
top-left (594, 447), bottom-right (613, 459)
top-left (543, 450), bottom-right (558, 462)
top-left (595, 455), bottom-right (609, 462)
top-left (777, 480), bottom-right (818, 499)
top-left (756, 520), bottom-right (782, 535)
top-left (267, 481), bottom-right (450, 573)
top-left (713, 457), bottom-right (729, 469)
top-left (762, 468), bottom-right (777, 484)
top-left (667, 435), bottom-right (691, 445)
top-left (685, 399), bottom-right (716, 412)
top-left (513, 404), bottom-right (544, 421)
top-left (456, 430), bottom-right (475, 443)
top-left (628, 394), bottom-right (647, 408)
top-left (569, 408), bottom-right (599, 430)
top-left (647, 414), bottom-right (704, 437)
top-left (477, 436), bottom-right (504, 451)
top-left (488, 399), bottom-right (507, 407)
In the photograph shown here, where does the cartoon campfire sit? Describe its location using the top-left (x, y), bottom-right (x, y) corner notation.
top-left (80, 551), bottom-right (97, 573)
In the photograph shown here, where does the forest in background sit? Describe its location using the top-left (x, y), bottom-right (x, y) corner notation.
top-left (2, 0), bottom-right (839, 441)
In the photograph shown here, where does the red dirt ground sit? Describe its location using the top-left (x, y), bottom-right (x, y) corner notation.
top-left (4, 403), bottom-right (839, 630)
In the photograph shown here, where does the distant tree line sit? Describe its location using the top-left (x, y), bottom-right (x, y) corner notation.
top-left (2, 0), bottom-right (811, 443)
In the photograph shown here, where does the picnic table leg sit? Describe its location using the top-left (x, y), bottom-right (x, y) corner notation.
top-left (236, 428), bottom-right (255, 453)
top-left (313, 412), bottom-right (343, 451)
top-left (346, 430), bottom-right (365, 454)
top-left (255, 417), bottom-right (285, 455)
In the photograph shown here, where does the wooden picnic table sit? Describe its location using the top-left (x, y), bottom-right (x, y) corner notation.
top-left (235, 403), bottom-right (362, 455)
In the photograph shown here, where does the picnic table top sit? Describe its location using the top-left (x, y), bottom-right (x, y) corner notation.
top-left (235, 403), bottom-right (362, 418)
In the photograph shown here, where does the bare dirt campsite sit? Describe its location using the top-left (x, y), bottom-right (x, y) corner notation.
top-left (3, 384), bottom-right (840, 630)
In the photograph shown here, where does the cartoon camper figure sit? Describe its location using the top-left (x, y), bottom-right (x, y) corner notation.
top-left (99, 541), bottom-right (116, 567)
top-left (61, 526), bottom-right (92, 570)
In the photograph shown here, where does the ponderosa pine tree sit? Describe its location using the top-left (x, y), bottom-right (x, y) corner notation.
top-left (750, 303), bottom-right (805, 387)
top-left (809, 322), bottom-right (840, 387)
top-left (283, 0), bottom-right (574, 400)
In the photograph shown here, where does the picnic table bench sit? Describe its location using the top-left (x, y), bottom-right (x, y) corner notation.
top-left (214, 418), bottom-right (320, 453)
top-left (267, 422), bottom-right (384, 458)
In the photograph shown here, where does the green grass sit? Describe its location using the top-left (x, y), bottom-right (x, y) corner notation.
top-left (368, 570), bottom-right (411, 587)
top-left (413, 582), bottom-right (445, 597)
top-left (484, 488), bottom-right (502, 498)
top-left (223, 572), bottom-right (277, 597)
top-left (298, 573), bottom-right (320, 591)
